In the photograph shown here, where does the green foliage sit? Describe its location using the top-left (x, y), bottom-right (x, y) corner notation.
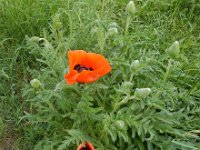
top-left (0, 117), bottom-right (4, 135)
top-left (1, 0), bottom-right (200, 149)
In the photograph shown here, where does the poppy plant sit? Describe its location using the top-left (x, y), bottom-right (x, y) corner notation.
top-left (77, 141), bottom-right (95, 150)
top-left (65, 50), bottom-right (111, 85)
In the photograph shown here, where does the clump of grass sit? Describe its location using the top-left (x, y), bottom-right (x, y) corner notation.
top-left (1, 0), bottom-right (200, 149)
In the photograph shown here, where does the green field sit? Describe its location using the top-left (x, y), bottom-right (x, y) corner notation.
top-left (0, 0), bottom-right (200, 149)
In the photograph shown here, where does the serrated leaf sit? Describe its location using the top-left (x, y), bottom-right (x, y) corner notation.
top-left (57, 140), bottom-right (72, 150)
top-left (172, 140), bottom-right (198, 149)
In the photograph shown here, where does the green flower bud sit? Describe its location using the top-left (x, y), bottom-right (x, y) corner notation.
top-left (134, 88), bottom-right (151, 99)
top-left (167, 41), bottom-right (180, 59)
top-left (29, 36), bottom-right (40, 43)
top-left (131, 60), bottom-right (140, 69)
top-left (44, 42), bottom-right (53, 50)
top-left (108, 22), bottom-right (118, 28)
top-left (126, 1), bottom-right (136, 15)
top-left (53, 14), bottom-right (63, 30)
top-left (108, 27), bottom-right (118, 35)
top-left (90, 27), bottom-right (98, 34)
top-left (121, 81), bottom-right (133, 90)
top-left (55, 21), bottom-right (62, 30)
top-left (122, 81), bottom-right (133, 88)
top-left (30, 79), bottom-right (41, 89)
top-left (114, 120), bottom-right (125, 130)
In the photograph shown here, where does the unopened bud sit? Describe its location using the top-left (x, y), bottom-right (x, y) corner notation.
top-left (53, 14), bottom-right (62, 30)
top-left (108, 22), bottom-right (118, 28)
top-left (44, 42), bottom-right (53, 50)
top-left (29, 36), bottom-right (40, 43)
top-left (55, 21), bottom-right (62, 30)
top-left (122, 81), bottom-right (132, 88)
top-left (167, 41), bottom-right (180, 59)
top-left (126, 1), bottom-right (136, 15)
top-left (134, 88), bottom-right (151, 99)
top-left (131, 60), bottom-right (140, 69)
top-left (30, 79), bottom-right (41, 89)
top-left (108, 27), bottom-right (118, 35)
top-left (121, 81), bottom-right (133, 91)
top-left (114, 120), bottom-right (125, 130)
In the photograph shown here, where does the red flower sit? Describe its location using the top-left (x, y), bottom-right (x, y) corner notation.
top-left (77, 141), bottom-right (95, 150)
top-left (65, 50), bottom-right (111, 85)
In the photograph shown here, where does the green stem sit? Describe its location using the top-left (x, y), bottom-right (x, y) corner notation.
top-left (101, 0), bottom-right (105, 15)
top-left (112, 95), bottom-right (135, 113)
top-left (163, 59), bottom-right (172, 82)
top-left (125, 15), bottom-right (132, 36)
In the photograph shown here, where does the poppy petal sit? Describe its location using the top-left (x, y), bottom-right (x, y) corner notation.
top-left (81, 52), bottom-right (111, 73)
top-left (85, 142), bottom-right (95, 150)
top-left (76, 143), bottom-right (83, 150)
top-left (68, 50), bottom-right (87, 71)
top-left (77, 70), bottom-right (100, 83)
top-left (64, 70), bottom-right (79, 85)
top-left (77, 141), bottom-right (95, 150)
top-left (93, 64), bottom-right (111, 77)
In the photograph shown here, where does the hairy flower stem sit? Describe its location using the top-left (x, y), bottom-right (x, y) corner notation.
top-left (125, 15), bottom-right (132, 36)
top-left (98, 31), bottom-right (108, 52)
top-left (112, 95), bottom-right (135, 113)
top-left (101, 0), bottom-right (105, 15)
top-left (163, 59), bottom-right (172, 82)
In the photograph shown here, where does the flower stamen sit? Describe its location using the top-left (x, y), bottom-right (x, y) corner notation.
top-left (74, 64), bottom-right (93, 73)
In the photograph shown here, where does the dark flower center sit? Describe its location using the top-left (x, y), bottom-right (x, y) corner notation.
top-left (74, 64), bottom-right (93, 73)
top-left (80, 147), bottom-right (89, 150)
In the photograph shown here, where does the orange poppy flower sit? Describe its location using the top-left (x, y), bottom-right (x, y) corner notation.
top-left (64, 50), bottom-right (111, 85)
top-left (77, 141), bottom-right (95, 150)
